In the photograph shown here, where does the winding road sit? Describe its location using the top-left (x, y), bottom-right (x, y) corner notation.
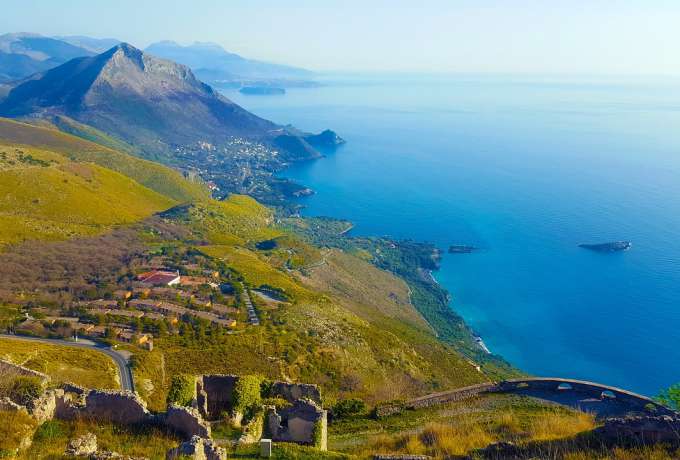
top-left (0, 334), bottom-right (134, 392)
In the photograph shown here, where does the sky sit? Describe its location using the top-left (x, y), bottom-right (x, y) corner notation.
top-left (2, 0), bottom-right (680, 75)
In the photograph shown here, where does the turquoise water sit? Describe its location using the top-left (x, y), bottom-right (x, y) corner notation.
top-left (224, 76), bottom-right (680, 396)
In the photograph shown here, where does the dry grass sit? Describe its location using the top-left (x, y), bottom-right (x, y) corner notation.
top-left (349, 403), bottom-right (597, 459)
top-left (0, 338), bottom-right (119, 389)
top-left (20, 418), bottom-right (179, 459)
top-left (0, 410), bottom-right (37, 456)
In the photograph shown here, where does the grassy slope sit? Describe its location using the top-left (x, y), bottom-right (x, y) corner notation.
top-left (0, 144), bottom-right (176, 246)
top-left (331, 394), bottom-right (594, 459)
top-left (0, 117), bottom-right (208, 203)
top-left (0, 338), bottom-right (119, 389)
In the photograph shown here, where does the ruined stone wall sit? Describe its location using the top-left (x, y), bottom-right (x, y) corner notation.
top-left (198, 375), bottom-right (323, 420)
top-left (80, 390), bottom-right (151, 425)
top-left (0, 358), bottom-right (50, 383)
top-left (265, 399), bottom-right (327, 450)
top-left (165, 405), bottom-right (211, 439)
top-left (199, 375), bottom-right (237, 420)
top-left (269, 382), bottom-right (322, 405)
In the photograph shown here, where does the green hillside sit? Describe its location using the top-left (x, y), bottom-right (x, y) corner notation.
top-left (0, 117), bottom-right (208, 203)
top-left (0, 144), bottom-right (176, 246)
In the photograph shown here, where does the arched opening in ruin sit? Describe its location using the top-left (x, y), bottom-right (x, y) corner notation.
top-left (557, 383), bottom-right (573, 391)
top-left (601, 390), bottom-right (616, 399)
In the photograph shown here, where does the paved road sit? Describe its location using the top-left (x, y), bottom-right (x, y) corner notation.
top-left (0, 334), bottom-right (134, 392)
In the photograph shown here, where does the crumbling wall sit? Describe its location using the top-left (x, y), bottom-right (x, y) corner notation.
top-left (269, 382), bottom-right (322, 405)
top-left (80, 390), bottom-right (150, 425)
top-left (166, 435), bottom-right (227, 460)
top-left (199, 375), bottom-right (237, 420)
top-left (265, 399), bottom-right (327, 450)
top-left (28, 389), bottom-right (60, 423)
top-left (165, 405), bottom-right (211, 439)
top-left (0, 358), bottom-right (50, 384)
top-left (198, 374), bottom-right (323, 420)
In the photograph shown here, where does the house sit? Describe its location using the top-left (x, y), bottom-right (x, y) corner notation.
top-left (86, 308), bottom-right (144, 319)
top-left (136, 270), bottom-right (181, 286)
top-left (180, 276), bottom-right (219, 289)
top-left (118, 331), bottom-right (152, 346)
top-left (43, 316), bottom-right (79, 325)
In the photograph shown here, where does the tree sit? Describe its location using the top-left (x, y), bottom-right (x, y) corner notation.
top-left (658, 383), bottom-right (680, 410)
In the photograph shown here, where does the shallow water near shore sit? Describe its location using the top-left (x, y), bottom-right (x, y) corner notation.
top-left (224, 75), bottom-right (680, 396)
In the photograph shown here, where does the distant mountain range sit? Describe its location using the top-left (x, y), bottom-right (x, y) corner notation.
top-left (0, 33), bottom-right (317, 88)
top-left (54, 35), bottom-right (122, 53)
top-left (0, 32), bottom-right (94, 82)
top-left (144, 41), bottom-right (316, 87)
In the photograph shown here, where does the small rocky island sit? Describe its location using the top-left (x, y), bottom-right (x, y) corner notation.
top-left (579, 241), bottom-right (632, 252)
top-left (449, 245), bottom-right (478, 254)
top-left (239, 86), bottom-right (286, 95)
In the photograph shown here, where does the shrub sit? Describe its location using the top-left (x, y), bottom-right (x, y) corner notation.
top-left (333, 398), bottom-right (367, 419)
top-left (166, 374), bottom-right (196, 407)
top-left (232, 375), bottom-right (263, 418)
top-left (8, 376), bottom-right (43, 406)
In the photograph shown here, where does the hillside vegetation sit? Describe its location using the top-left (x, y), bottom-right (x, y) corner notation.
top-left (127, 198), bottom-right (486, 409)
top-left (0, 116), bottom-right (492, 417)
top-left (0, 144), bottom-right (175, 246)
top-left (0, 117), bottom-right (208, 203)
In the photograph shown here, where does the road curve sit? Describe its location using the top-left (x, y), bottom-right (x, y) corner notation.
top-left (0, 334), bottom-right (134, 392)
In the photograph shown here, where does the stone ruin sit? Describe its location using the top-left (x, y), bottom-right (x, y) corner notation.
top-left (195, 374), bottom-right (327, 449)
top-left (0, 361), bottom-right (327, 458)
top-left (265, 398), bottom-right (327, 450)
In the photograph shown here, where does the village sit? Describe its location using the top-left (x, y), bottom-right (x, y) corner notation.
top-left (11, 258), bottom-right (272, 350)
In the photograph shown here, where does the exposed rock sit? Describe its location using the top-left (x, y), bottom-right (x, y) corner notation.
top-left (166, 435), bottom-right (227, 460)
top-left (65, 432), bottom-right (98, 457)
top-left (91, 451), bottom-right (149, 460)
top-left (28, 388), bottom-right (59, 422)
top-left (165, 404), bottom-right (211, 439)
top-left (479, 441), bottom-right (522, 458)
top-left (372, 455), bottom-right (431, 460)
top-left (596, 415), bottom-right (680, 444)
top-left (0, 396), bottom-right (28, 413)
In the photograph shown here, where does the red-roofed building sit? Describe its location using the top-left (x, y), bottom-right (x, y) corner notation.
top-left (137, 270), bottom-right (181, 286)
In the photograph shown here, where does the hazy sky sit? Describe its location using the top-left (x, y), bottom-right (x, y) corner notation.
top-left (2, 0), bottom-right (680, 75)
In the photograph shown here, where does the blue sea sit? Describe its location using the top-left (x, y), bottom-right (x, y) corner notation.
top-left (223, 75), bottom-right (680, 397)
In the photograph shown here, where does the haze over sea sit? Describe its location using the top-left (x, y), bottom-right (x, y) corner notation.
top-left (225, 75), bottom-right (680, 396)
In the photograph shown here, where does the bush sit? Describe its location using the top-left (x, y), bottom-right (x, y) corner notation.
top-left (332, 398), bottom-right (367, 419)
top-left (166, 374), bottom-right (196, 407)
top-left (232, 375), bottom-right (263, 418)
top-left (658, 382), bottom-right (680, 410)
top-left (8, 376), bottom-right (43, 406)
